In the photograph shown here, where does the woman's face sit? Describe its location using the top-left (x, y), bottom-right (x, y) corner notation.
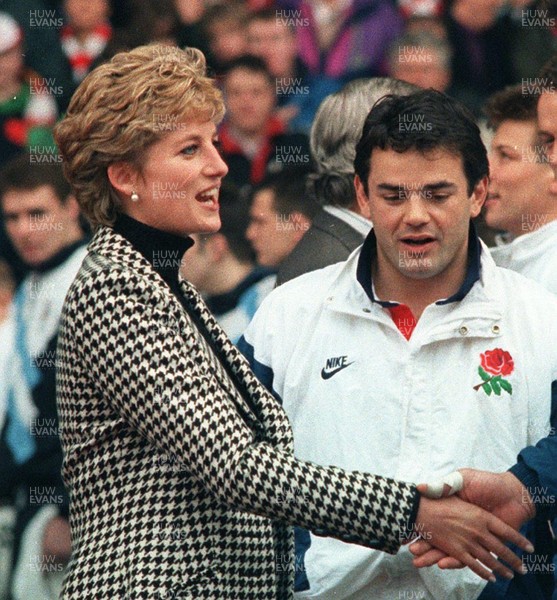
top-left (124, 119), bottom-right (228, 237)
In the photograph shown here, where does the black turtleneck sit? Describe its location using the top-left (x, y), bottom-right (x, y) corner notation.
top-left (113, 213), bottom-right (194, 301)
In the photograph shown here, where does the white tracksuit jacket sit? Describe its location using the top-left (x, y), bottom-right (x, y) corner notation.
top-left (490, 219), bottom-right (557, 295)
top-left (242, 239), bottom-right (557, 600)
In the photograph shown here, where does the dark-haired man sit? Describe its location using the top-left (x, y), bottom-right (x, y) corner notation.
top-left (240, 90), bottom-right (557, 599)
top-left (0, 154), bottom-right (87, 599)
top-left (483, 84), bottom-right (557, 294)
top-left (220, 55), bottom-right (310, 193)
top-left (246, 167), bottom-right (319, 269)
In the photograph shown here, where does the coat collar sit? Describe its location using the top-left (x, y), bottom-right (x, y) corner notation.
top-left (87, 224), bottom-right (171, 292)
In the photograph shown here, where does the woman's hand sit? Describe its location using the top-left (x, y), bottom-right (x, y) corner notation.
top-left (410, 469), bottom-right (536, 577)
top-left (414, 491), bottom-right (533, 582)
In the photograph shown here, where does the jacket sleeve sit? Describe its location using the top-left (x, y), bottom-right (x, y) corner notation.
top-left (62, 266), bottom-right (419, 555)
top-left (508, 381), bottom-right (557, 518)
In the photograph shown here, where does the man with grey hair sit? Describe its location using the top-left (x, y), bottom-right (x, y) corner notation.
top-left (387, 31), bottom-right (453, 94)
top-left (275, 77), bottom-right (418, 285)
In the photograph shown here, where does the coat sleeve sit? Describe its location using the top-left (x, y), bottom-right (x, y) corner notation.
top-left (61, 266), bottom-right (419, 554)
top-left (509, 382), bottom-right (557, 519)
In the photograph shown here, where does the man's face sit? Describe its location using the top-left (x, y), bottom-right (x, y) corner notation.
top-left (64, 0), bottom-right (110, 33)
top-left (2, 185), bottom-right (79, 266)
top-left (224, 68), bottom-right (276, 136)
top-left (207, 18), bottom-right (247, 63)
top-left (246, 188), bottom-right (302, 267)
top-left (247, 19), bottom-right (297, 78)
top-left (355, 148), bottom-right (485, 283)
top-left (486, 119), bottom-right (554, 237)
top-left (0, 45), bottom-right (23, 90)
top-left (391, 48), bottom-right (450, 92)
top-left (537, 90), bottom-right (557, 194)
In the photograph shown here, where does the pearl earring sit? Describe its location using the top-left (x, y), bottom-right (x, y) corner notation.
top-left (131, 191), bottom-right (139, 202)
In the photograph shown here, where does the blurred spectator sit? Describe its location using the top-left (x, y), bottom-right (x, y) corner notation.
top-left (404, 14), bottom-right (449, 39)
top-left (2, 0), bottom-right (75, 113)
top-left (201, 1), bottom-right (248, 75)
top-left (172, 0), bottom-right (211, 57)
top-left (398, 0), bottom-right (444, 18)
top-left (276, 0), bottom-right (403, 81)
top-left (485, 84), bottom-right (557, 294)
top-left (276, 77), bottom-right (418, 286)
top-left (509, 0), bottom-right (557, 82)
top-left (247, 8), bottom-right (312, 132)
top-left (444, 0), bottom-right (515, 115)
top-left (181, 183), bottom-right (276, 343)
top-left (220, 55), bottom-right (311, 193)
top-left (0, 155), bottom-right (87, 600)
top-left (60, 0), bottom-right (112, 84)
top-left (0, 12), bottom-right (58, 168)
top-left (246, 166), bottom-right (318, 269)
top-left (387, 31), bottom-right (452, 93)
top-left (0, 260), bottom-right (14, 325)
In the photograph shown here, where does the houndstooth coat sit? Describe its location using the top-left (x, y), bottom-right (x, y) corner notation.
top-left (56, 225), bottom-right (418, 599)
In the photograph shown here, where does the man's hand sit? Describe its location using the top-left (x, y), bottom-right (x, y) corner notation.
top-left (414, 492), bottom-right (533, 582)
top-left (410, 469), bottom-right (536, 571)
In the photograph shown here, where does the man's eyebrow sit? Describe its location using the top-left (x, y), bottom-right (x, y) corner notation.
top-left (493, 143), bottom-right (520, 152)
top-left (376, 181), bottom-right (457, 191)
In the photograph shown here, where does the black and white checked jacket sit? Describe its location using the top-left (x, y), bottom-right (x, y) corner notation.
top-left (56, 225), bottom-right (418, 599)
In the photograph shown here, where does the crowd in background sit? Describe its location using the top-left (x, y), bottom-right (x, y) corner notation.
top-left (0, 1), bottom-right (557, 599)
top-left (0, 0), bottom-right (556, 291)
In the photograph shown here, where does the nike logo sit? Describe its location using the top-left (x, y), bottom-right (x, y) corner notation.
top-left (321, 355), bottom-right (354, 380)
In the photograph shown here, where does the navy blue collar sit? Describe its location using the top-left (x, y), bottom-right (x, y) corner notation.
top-left (356, 222), bottom-right (482, 307)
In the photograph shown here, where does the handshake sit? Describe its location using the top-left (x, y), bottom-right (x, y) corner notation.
top-left (410, 468), bottom-right (537, 583)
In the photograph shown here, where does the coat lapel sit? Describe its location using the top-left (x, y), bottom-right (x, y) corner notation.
top-left (88, 226), bottom-right (292, 449)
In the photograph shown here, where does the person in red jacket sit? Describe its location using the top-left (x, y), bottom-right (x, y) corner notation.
top-left (219, 55), bottom-right (311, 195)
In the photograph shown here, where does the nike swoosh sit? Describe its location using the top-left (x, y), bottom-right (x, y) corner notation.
top-left (320, 362), bottom-right (354, 380)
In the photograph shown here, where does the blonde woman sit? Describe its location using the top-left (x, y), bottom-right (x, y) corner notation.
top-left (54, 45), bottom-right (530, 598)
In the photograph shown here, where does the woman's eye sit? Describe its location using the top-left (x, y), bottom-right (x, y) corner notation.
top-left (181, 145), bottom-right (198, 156)
top-left (213, 139), bottom-right (223, 154)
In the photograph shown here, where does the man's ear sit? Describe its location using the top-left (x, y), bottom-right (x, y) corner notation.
top-left (64, 194), bottom-right (81, 221)
top-left (354, 175), bottom-right (371, 219)
top-left (470, 176), bottom-right (488, 218)
top-left (107, 162), bottom-right (138, 198)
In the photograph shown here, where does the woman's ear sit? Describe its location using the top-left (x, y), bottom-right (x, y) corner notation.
top-left (107, 162), bottom-right (138, 198)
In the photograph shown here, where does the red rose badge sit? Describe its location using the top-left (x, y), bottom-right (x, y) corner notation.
top-left (473, 348), bottom-right (513, 396)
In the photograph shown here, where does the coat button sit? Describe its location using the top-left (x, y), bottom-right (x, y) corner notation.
top-left (492, 325), bottom-right (500, 334)
top-left (363, 308), bottom-right (371, 313)
top-left (459, 325), bottom-right (468, 335)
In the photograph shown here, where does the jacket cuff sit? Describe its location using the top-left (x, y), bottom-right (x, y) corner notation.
top-left (508, 463), bottom-right (545, 517)
top-left (407, 488), bottom-right (421, 534)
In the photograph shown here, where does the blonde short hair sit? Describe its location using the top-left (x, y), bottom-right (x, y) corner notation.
top-left (54, 44), bottom-right (225, 228)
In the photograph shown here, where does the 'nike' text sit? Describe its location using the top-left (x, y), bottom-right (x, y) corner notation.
top-left (321, 356), bottom-right (354, 380)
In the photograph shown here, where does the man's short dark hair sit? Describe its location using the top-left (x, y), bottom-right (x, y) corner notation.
top-left (354, 89), bottom-right (488, 195)
top-left (484, 85), bottom-right (539, 130)
top-left (539, 55), bottom-right (557, 90)
top-left (0, 154), bottom-right (71, 205)
top-left (217, 182), bottom-right (255, 263)
top-left (255, 166), bottom-right (319, 221)
top-left (223, 55), bottom-right (274, 86)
